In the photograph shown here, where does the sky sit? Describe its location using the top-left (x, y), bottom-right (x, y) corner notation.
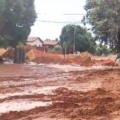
top-left (30, 0), bottom-right (86, 40)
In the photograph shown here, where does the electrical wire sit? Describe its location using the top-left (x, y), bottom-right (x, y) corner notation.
top-left (36, 13), bottom-right (86, 16)
top-left (35, 12), bottom-right (85, 24)
top-left (36, 19), bottom-right (82, 24)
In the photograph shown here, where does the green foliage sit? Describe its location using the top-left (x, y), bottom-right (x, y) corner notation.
top-left (95, 44), bottom-right (112, 56)
top-left (53, 46), bottom-right (62, 54)
top-left (60, 24), bottom-right (96, 54)
top-left (0, 0), bottom-right (36, 47)
top-left (84, 0), bottom-right (120, 53)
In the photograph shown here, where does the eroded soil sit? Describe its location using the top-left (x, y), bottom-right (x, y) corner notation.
top-left (0, 64), bottom-right (120, 120)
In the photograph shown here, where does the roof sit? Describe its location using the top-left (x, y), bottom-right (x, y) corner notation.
top-left (27, 37), bottom-right (43, 43)
top-left (43, 39), bottom-right (58, 46)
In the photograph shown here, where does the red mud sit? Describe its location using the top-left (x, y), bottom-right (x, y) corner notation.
top-left (29, 50), bottom-right (116, 66)
top-left (0, 64), bottom-right (120, 120)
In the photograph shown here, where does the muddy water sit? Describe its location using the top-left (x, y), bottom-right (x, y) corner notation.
top-left (0, 100), bottom-right (52, 114)
top-left (46, 64), bottom-right (118, 72)
top-left (0, 64), bottom-right (119, 116)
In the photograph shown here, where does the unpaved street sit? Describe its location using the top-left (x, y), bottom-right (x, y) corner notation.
top-left (0, 64), bottom-right (120, 120)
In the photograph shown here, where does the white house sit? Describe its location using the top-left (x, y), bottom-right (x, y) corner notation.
top-left (27, 37), bottom-right (43, 47)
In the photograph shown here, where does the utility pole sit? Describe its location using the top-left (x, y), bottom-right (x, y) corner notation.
top-left (73, 26), bottom-right (76, 54)
top-left (63, 42), bottom-right (66, 59)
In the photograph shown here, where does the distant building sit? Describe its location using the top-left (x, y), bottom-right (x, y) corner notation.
top-left (27, 37), bottom-right (60, 52)
top-left (42, 39), bottom-right (58, 52)
top-left (27, 37), bottom-right (43, 47)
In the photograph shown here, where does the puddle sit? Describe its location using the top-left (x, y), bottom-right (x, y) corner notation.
top-left (0, 100), bottom-right (52, 114)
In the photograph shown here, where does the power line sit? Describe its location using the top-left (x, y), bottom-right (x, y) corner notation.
top-left (36, 13), bottom-right (86, 16)
top-left (63, 13), bottom-right (85, 16)
top-left (36, 19), bottom-right (82, 24)
top-left (35, 13), bottom-right (85, 24)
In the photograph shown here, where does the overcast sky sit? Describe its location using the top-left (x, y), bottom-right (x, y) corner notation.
top-left (30, 0), bottom-right (86, 40)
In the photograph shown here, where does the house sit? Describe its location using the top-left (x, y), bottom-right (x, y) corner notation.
top-left (27, 37), bottom-right (60, 52)
top-left (42, 39), bottom-right (59, 52)
top-left (42, 39), bottom-right (58, 52)
top-left (27, 37), bottom-right (43, 47)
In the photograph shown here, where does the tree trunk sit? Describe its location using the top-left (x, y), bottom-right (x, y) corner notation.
top-left (14, 46), bottom-right (26, 64)
top-left (14, 47), bottom-right (20, 63)
top-left (0, 57), bottom-right (3, 64)
top-left (115, 29), bottom-right (120, 65)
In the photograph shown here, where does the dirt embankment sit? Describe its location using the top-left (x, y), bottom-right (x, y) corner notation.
top-left (26, 49), bottom-right (116, 66)
top-left (0, 47), bottom-right (117, 66)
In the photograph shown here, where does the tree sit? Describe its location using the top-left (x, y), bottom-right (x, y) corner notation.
top-left (60, 24), bottom-right (96, 54)
top-left (83, 0), bottom-right (120, 53)
top-left (0, 0), bottom-right (36, 47)
top-left (95, 44), bottom-right (112, 56)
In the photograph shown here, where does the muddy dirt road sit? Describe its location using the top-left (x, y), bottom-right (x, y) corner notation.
top-left (0, 64), bottom-right (120, 120)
